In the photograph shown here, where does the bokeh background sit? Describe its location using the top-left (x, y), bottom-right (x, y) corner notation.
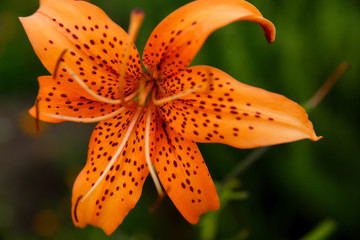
top-left (1, 0), bottom-right (359, 239)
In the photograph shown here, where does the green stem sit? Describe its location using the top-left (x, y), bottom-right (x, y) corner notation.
top-left (220, 147), bottom-right (270, 192)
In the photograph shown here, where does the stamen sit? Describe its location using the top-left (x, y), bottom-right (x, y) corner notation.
top-left (53, 49), bottom-right (68, 79)
top-left (42, 105), bottom-right (129, 123)
top-left (145, 104), bottom-right (164, 197)
top-left (139, 81), bottom-right (155, 107)
top-left (152, 84), bottom-right (204, 105)
top-left (149, 192), bottom-right (166, 213)
top-left (54, 50), bottom-right (138, 105)
top-left (305, 62), bottom-right (349, 110)
top-left (61, 63), bottom-right (138, 105)
top-left (35, 98), bottom-right (40, 132)
top-left (118, 8), bottom-right (145, 105)
top-left (62, 64), bottom-right (120, 104)
top-left (81, 107), bottom-right (143, 202)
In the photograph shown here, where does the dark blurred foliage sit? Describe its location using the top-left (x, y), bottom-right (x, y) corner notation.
top-left (0, 0), bottom-right (359, 239)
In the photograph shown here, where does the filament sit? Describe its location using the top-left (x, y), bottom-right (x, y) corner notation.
top-left (145, 104), bottom-right (164, 197)
top-left (81, 106), bottom-right (143, 202)
top-left (35, 98), bottom-right (40, 132)
top-left (152, 84), bottom-right (204, 105)
top-left (61, 64), bottom-right (125, 105)
top-left (62, 63), bottom-right (139, 104)
top-left (305, 62), bottom-right (349, 110)
top-left (42, 105), bottom-right (128, 123)
top-left (53, 50), bottom-right (138, 105)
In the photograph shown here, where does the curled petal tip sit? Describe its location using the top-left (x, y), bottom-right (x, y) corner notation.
top-left (253, 16), bottom-right (276, 43)
top-left (305, 126), bottom-right (322, 142)
top-left (143, 0), bottom-right (277, 76)
top-left (266, 28), bottom-right (276, 43)
top-left (266, 22), bottom-right (276, 43)
top-left (312, 135), bottom-right (323, 141)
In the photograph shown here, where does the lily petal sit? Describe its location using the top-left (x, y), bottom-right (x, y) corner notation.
top-left (29, 76), bottom-right (125, 123)
top-left (72, 106), bottom-right (153, 235)
top-left (152, 116), bottom-right (219, 224)
top-left (20, 0), bottom-right (142, 99)
top-left (143, 0), bottom-right (275, 78)
top-left (158, 66), bottom-right (321, 149)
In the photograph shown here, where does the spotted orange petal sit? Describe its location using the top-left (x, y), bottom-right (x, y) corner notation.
top-left (158, 66), bottom-right (320, 149)
top-left (143, 0), bottom-right (275, 78)
top-left (20, 0), bottom-right (142, 100)
top-left (72, 106), bottom-right (156, 235)
top-left (152, 116), bottom-right (219, 224)
top-left (29, 76), bottom-right (125, 123)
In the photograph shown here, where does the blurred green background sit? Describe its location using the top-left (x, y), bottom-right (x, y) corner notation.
top-left (0, 0), bottom-right (359, 239)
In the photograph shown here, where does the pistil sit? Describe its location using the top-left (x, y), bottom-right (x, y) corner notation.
top-left (138, 81), bottom-right (155, 107)
top-left (118, 9), bottom-right (145, 106)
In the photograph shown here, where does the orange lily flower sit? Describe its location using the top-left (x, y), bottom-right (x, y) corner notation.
top-left (20, 0), bottom-right (320, 235)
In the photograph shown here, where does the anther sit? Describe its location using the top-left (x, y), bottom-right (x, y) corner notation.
top-left (35, 98), bottom-right (40, 132)
top-left (53, 49), bottom-right (68, 79)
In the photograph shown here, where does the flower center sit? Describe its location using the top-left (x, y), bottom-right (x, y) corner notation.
top-left (136, 74), bottom-right (156, 107)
